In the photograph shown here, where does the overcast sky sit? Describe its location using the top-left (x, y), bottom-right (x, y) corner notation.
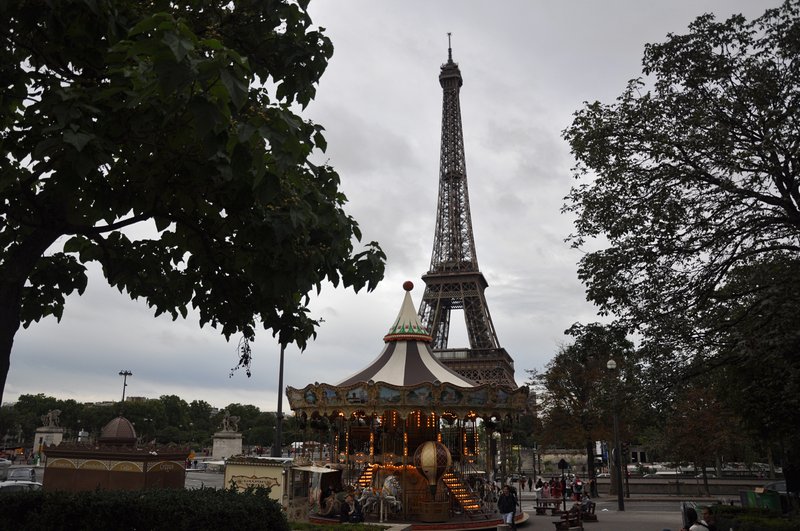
top-left (6, 0), bottom-right (778, 413)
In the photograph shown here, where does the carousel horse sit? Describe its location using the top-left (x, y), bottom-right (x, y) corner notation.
top-left (382, 475), bottom-right (402, 513)
top-left (358, 488), bottom-right (379, 514)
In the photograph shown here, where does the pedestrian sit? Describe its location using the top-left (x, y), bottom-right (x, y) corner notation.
top-left (573, 475), bottom-right (583, 500)
top-left (700, 506), bottom-right (718, 531)
top-left (497, 484), bottom-right (518, 530)
top-left (528, 476), bottom-right (533, 491)
top-left (681, 506), bottom-right (710, 531)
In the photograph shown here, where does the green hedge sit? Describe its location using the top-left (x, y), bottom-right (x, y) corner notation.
top-left (712, 504), bottom-right (800, 531)
top-left (0, 487), bottom-right (288, 531)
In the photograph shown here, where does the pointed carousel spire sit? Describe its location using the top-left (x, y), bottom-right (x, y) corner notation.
top-left (384, 281), bottom-right (432, 342)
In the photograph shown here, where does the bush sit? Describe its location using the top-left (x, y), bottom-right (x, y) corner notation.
top-left (712, 505), bottom-right (800, 531)
top-left (0, 487), bottom-right (288, 531)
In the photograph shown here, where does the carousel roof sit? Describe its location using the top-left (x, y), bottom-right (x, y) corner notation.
top-left (336, 281), bottom-right (476, 388)
top-left (287, 282), bottom-right (529, 418)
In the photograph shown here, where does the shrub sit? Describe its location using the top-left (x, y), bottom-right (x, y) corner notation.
top-left (712, 504), bottom-right (799, 531)
top-left (0, 487), bottom-right (288, 531)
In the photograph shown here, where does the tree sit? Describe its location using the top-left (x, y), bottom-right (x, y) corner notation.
top-left (188, 400), bottom-right (214, 435)
top-left (158, 395), bottom-right (190, 429)
top-left (563, 1), bottom-right (800, 351)
top-left (563, 1), bottom-right (800, 459)
top-left (663, 385), bottom-right (745, 493)
top-left (0, 0), bottom-right (385, 403)
top-left (530, 323), bottom-right (636, 480)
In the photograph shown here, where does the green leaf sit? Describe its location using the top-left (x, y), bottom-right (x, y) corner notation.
top-left (162, 31), bottom-right (194, 62)
top-left (128, 13), bottom-right (171, 37)
top-left (220, 69), bottom-right (248, 110)
top-left (62, 130), bottom-right (93, 152)
top-left (63, 236), bottom-right (88, 254)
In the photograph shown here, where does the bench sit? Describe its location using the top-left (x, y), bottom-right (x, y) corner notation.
top-left (580, 500), bottom-right (597, 522)
top-left (552, 506), bottom-right (583, 530)
top-left (535, 498), bottom-right (563, 516)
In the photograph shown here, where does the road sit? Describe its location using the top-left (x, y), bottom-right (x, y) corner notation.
top-left (184, 468), bottom-right (225, 490)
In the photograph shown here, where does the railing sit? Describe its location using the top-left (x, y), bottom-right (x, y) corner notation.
top-left (433, 348), bottom-right (514, 367)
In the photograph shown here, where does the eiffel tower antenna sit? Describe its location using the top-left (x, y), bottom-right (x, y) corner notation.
top-left (417, 41), bottom-right (517, 388)
top-left (447, 32), bottom-right (452, 62)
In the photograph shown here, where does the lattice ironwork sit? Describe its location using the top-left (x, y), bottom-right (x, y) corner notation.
top-left (418, 40), bottom-right (517, 388)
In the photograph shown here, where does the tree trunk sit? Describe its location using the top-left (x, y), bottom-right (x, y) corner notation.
top-left (586, 438), bottom-right (595, 480)
top-left (0, 230), bottom-right (60, 403)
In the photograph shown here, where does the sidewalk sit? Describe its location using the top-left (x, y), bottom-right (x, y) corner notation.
top-left (517, 491), bottom-right (719, 531)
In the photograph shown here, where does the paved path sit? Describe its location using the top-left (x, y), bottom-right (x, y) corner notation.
top-left (516, 490), bottom-right (721, 531)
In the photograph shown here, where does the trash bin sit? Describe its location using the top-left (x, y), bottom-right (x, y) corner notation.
top-left (753, 489), bottom-right (782, 513)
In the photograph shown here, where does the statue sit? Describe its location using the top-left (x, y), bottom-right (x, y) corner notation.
top-left (220, 410), bottom-right (240, 432)
top-left (40, 409), bottom-right (61, 428)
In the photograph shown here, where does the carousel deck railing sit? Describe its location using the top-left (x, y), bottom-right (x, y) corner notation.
top-left (442, 469), bottom-right (488, 519)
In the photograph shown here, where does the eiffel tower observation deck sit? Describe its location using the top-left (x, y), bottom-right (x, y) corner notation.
top-left (418, 38), bottom-right (517, 388)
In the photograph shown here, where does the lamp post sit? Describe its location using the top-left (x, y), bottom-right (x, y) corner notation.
top-left (271, 344), bottom-right (286, 457)
top-left (606, 358), bottom-right (624, 511)
top-left (119, 370), bottom-right (132, 403)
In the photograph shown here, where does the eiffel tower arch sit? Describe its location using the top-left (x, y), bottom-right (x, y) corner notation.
top-left (418, 39), bottom-right (517, 388)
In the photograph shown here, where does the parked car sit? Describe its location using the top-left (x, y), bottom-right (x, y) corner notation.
top-left (0, 480), bottom-right (42, 493)
top-left (764, 480), bottom-right (787, 494)
top-left (0, 458), bottom-right (11, 480)
top-left (596, 473), bottom-right (610, 478)
top-left (6, 467), bottom-right (36, 482)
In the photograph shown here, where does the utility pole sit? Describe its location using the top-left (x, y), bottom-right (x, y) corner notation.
top-left (119, 370), bottom-right (132, 403)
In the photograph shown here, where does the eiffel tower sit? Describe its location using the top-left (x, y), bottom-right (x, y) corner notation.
top-left (418, 38), bottom-right (517, 388)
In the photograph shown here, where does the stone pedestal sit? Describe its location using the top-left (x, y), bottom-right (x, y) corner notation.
top-left (212, 431), bottom-right (243, 459)
top-left (33, 426), bottom-right (64, 457)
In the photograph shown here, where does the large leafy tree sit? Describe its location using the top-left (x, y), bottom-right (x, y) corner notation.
top-left (563, 2), bottom-right (800, 348)
top-left (530, 323), bottom-right (636, 480)
top-left (0, 0), bottom-right (385, 402)
top-left (563, 2), bottom-right (800, 458)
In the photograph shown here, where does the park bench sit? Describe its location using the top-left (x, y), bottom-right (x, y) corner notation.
top-left (580, 499), bottom-right (597, 522)
top-left (552, 506), bottom-right (583, 530)
top-left (536, 497), bottom-right (564, 516)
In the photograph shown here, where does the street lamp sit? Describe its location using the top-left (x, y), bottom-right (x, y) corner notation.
top-left (119, 370), bottom-right (132, 403)
top-left (606, 358), bottom-right (624, 511)
top-left (271, 344), bottom-right (286, 457)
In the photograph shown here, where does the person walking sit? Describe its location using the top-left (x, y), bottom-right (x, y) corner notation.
top-left (497, 484), bottom-right (518, 530)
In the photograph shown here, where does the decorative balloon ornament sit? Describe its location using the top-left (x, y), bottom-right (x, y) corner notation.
top-left (413, 440), bottom-right (452, 497)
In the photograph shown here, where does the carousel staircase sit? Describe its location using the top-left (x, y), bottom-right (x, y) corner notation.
top-left (442, 470), bottom-right (486, 519)
top-left (356, 464), bottom-right (378, 489)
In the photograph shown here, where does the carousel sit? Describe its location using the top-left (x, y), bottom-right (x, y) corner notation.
top-left (286, 281), bottom-right (529, 529)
